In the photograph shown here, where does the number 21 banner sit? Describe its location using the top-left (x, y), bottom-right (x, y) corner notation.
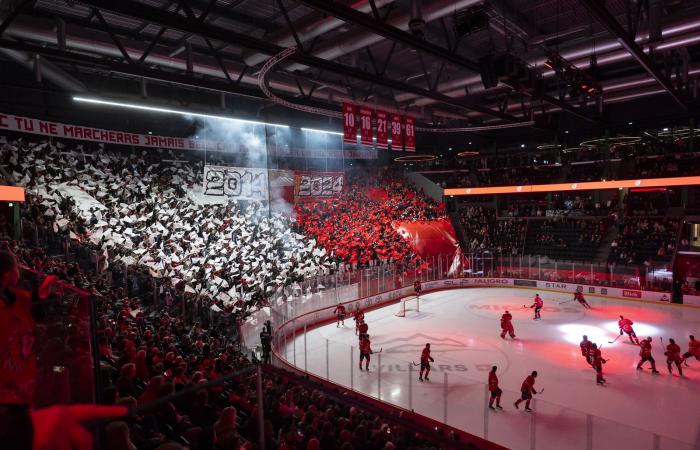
top-left (375, 110), bottom-right (388, 148)
top-left (359, 107), bottom-right (373, 146)
top-left (391, 114), bottom-right (403, 150)
top-left (404, 115), bottom-right (415, 151)
top-left (342, 102), bottom-right (357, 144)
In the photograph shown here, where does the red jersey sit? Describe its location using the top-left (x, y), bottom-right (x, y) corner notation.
top-left (488, 372), bottom-right (499, 392)
top-left (358, 322), bottom-right (369, 334)
top-left (354, 311), bottom-right (365, 323)
top-left (580, 339), bottom-right (592, 356)
top-left (500, 312), bottom-right (513, 324)
top-left (414, 280), bottom-right (421, 291)
top-left (591, 349), bottom-right (605, 365)
top-left (575, 292), bottom-right (584, 301)
top-left (688, 339), bottom-right (700, 356)
top-left (0, 289), bottom-right (36, 405)
top-left (618, 318), bottom-right (634, 333)
top-left (334, 305), bottom-right (346, 315)
top-left (532, 296), bottom-right (543, 308)
top-left (521, 375), bottom-right (536, 394)
top-left (359, 339), bottom-right (372, 354)
top-left (420, 347), bottom-right (433, 364)
top-left (639, 340), bottom-right (653, 358)
top-left (666, 343), bottom-right (681, 360)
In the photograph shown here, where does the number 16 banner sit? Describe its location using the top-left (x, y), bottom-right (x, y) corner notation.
top-left (359, 107), bottom-right (373, 146)
top-left (391, 114), bottom-right (403, 151)
top-left (404, 115), bottom-right (415, 151)
top-left (342, 102), bottom-right (357, 144)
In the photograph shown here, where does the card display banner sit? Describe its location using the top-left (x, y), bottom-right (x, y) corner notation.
top-left (0, 111), bottom-right (377, 160)
top-left (203, 165), bottom-right (268, 202)
top-left (375, 110), bottom-right (388, 148)
top-left (390, 114), bottom-right (403, 150)
top-left (342, 103), bottom-right (357, 144)
top-left (359, 107), bottom-right (373, 146)
top-left (404, 115), bottom-right (416, 151)
top-left (294, 171), bottom-right (344, 202)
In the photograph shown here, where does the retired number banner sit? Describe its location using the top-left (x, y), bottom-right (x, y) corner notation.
top-left (342, 103), bottom-right (357, 144)
top-left (404, 116), bottom-right (415, 151)
top-left (294, 172), bottom-right (344, 201)
top-left (359, 107), bottom-right (373, 146)
top-left (203, 165), bottom-right (268, 202)
top-left (391, 114), bottom-right (403, 150)
top-left (375, 110), bottom-right (388, 148)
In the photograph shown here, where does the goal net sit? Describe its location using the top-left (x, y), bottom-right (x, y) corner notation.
top-left (395, 295), bottom-right (420, 317)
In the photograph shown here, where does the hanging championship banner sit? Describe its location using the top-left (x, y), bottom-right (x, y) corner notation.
top-left (375, 110), bottom-right (388, 148)
top-left (391, 114), bottom-right (403, 150)
top-left (342, 103), bottom-right (357, 144)
top-left (294, 171), bottom-right (344, 202)
top-left (203, 165), bottom-right (268, 202)
top-left (359, 107), bottom-right (373, 146)
top-left (404, 115), bottom-right (416, 151)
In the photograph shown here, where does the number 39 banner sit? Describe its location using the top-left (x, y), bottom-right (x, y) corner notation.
top-left (375, 110), bottom-right (388, 148)
top-left (359, 107), bottom-right (373, 146)
top-left (203, 165), bottom-right (268, 202)
top-left (391, 114), bottom-right (403, 150)
top-left (342, 102), bottom-right (357, 144)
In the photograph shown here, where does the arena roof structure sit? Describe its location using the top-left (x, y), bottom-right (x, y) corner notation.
top-left (1, 0), bottom-right (700, 146)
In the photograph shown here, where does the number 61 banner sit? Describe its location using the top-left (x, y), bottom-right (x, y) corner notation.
top-left (203, 165), bottom-right (268, 202)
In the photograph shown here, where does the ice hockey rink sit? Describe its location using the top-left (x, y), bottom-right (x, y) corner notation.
top-left (279, 288), bottom-right (700, 450)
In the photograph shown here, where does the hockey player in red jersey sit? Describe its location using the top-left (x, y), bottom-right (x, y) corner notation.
top-left (637, 337), bottom-right (660, 373)
top-left (681, 335), bottom-right (700, 364)
top-left (580, 335), bottom-right (593, 365)
top-left (333, 303), bottom-right (347, 327)
top-left (500, 310), bottom-right (515, 339)
top-left (514, 371), bottom-right (538, 412)
top-left (358, 320), bottom-right (369, 342)
top-left (589, 343), bottom-right (607, 384)
top-left (354, 308), bottom-right (365, 336)
top-left (488, 366), bottom-right (503, 410)
top-left (414, 279), bottom-right (422, 299)
top-left (530, 294), bottom-right (543, 320)
top-left (618, 315), bottom-right (640, 344)
top-left (358, 335), bottom-right (373, 371)
top-left (574, 291), bottom-right (591, 309)
top-left (665, 338), bottom-right (683, 376)
top-left (419, 343), bottom-right (435, 382)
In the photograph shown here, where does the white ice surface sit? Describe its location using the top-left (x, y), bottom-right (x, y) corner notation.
top-left (280, 288), bottom-right (700, 450)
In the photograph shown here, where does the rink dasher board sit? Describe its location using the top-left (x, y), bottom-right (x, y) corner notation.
top-left (270, 277), bottom-right (697, 351)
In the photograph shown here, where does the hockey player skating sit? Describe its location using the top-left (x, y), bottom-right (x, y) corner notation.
top-left (574, 291), bottom-right (592, 309)
top-left (514, 371), bottom-right (539, 412)
top-left (357, 320), bottom-right (369, 342)
top-left (414, 279), bottom-right (422, 299)
top-left (530, 294), bottom-right (544, 320)
top-left (333, 303), bottom-right (347, 327)
top-left (354, 307), bottom-right (365, 336)
top-left (681, 335), bottom-right (700, 365)
top-left (589, 343), bottom-right (607, 384)
top-left (665, 338), bottom-right (684, 376)
top-left (637, 337), bottom-right (660, 373)
top-left (418, 343), bottom-right (434, 382)
top-left (500, 310), bottom-right (515, 339)
top-left (580, 335), bottom-right (593, 365)
top-left (618, 315), bottom-right (640, 344)
top-left (488, 366), bottom-right (503, 410)
top-left (358, 334), bottom-right (373, 372)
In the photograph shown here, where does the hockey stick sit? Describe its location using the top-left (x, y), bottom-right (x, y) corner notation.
top-left (608, 334), bottom-right (622, 344)
top-left (411, 361), bottom-right (420, 366)
top-left (558, 299), bottom-right (574, 305)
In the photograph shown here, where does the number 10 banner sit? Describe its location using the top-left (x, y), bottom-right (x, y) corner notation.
top-left (391, 114), bottom-right (403, 150)
top-left (359, 107), bottom-right (373, 146)
top-left (342, 102), bottom-right (357, 144)
top-left (375, 110), bottom-right (388, 148)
